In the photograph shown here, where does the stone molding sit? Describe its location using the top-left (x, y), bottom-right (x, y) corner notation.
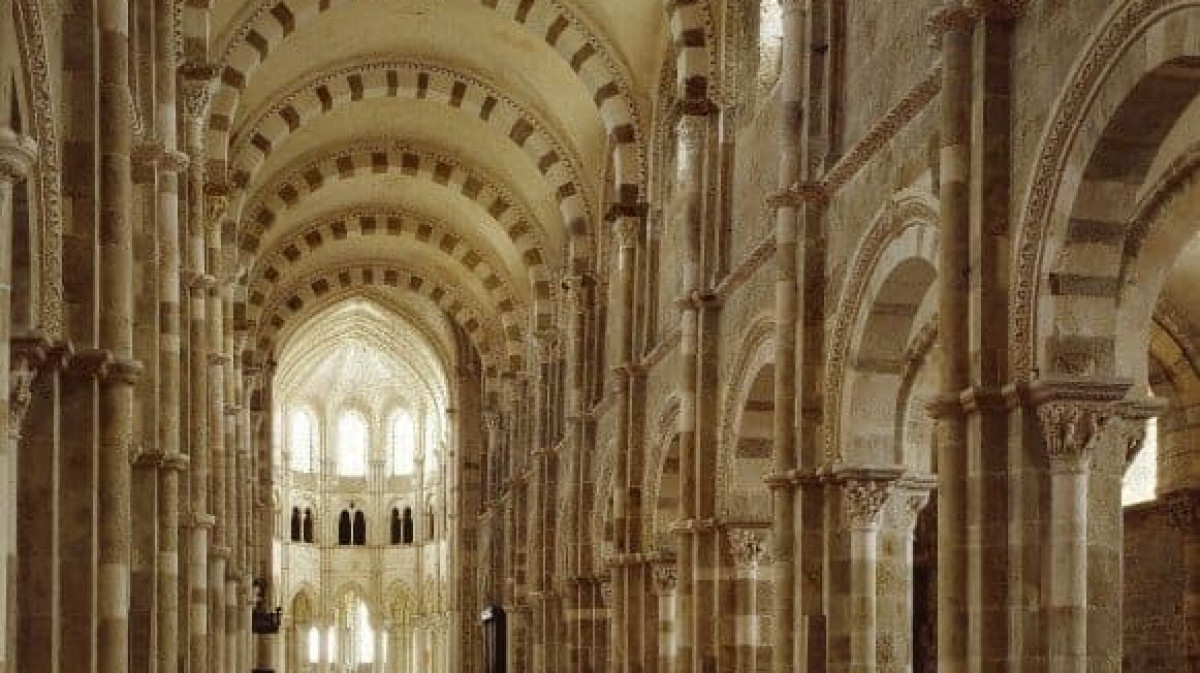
top-left (12, 0), bottom-right (66, 341)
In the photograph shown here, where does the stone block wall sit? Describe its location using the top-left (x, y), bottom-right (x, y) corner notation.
top-left (1123, 502), bottom-right (1187, 672)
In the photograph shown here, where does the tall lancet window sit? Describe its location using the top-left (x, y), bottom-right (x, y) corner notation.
top-left (290, 408), bottom-right (317, 472)
top-left (390, 410), bottom-right (416, 475)
top-left (337, 411), bottom-right (368, 477)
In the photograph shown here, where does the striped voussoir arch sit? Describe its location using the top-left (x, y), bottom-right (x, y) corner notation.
top-left (246, 208), bottom-right (532, 349)
top-left (236, 142), bottom-right (554, 296)
top-left (222, 61), bottom-right (593, 239)
top-left (1043, 59), bottom-right (1200, 378)
top-left (208, 0), bottom-right (646, 201)
top-left (250, 263), bottom-right (514, 376)
top-left (664, 0), bottom-right (713, 101)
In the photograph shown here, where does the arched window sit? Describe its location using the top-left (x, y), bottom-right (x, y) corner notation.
top-left (389, 410), bottom-right (416, 475)
top-left (353, 510), bottom-right (366, 546)
top-left (302, 509), bottom-right (314, 543)
top-left (338, 510), bottom-right (352, 546)
top-left (337, 411), bottom-right (369, 477)
top-left (290, 507), bottom-right (301, 542)
top-left (402, 507), bottom-right (414, 545)
top-left (307, 625), bottom-right (320, 663)
top-left (425, 504), bottom-right (436, 542)
top-left (290, 408), bottom-right (317, 472)
top-left (390, 508), bottom-right (402, 545)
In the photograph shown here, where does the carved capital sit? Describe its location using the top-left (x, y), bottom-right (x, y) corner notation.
top-left (532, 330), bottom-right (559, 363)
top-left (159, 149), bottom-right (191, 174)
top-left (888, 480), bottom-right (934, 532)
top-left (206, 193), bottom-right (230, 228)
top-left (613, 216), bottom-right (640, 250)
top-left (0, 128), bottom-right (38, 182)
top-left (651, 563), bottom-right (678, 594)
top-left (727, 528), bottom-right (769, 570)
top-left (9, 333), bottom-right (50, 440)
top-left (1030, 379), bottom-right (1131, 472)
top-left (1037, 402), bottom-right (1111, 471)
top-left (179, 62), bottom-right (220, 121)
top-left (674, 111), bottom-right (710, 152)
top-left (839, 470), bottom-right (901, 529)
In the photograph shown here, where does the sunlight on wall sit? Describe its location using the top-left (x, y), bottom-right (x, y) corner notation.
top-left (337, 411), bottom-right (369, 476)
top-left (1122, 418), bottom-right (1158, 506)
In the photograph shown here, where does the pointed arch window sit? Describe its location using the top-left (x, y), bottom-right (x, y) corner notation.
top-left (337, 410), bottom-right (368, 477)
top-left (389, 410), bottom-right (416, 475)
top-left (290, 507), bottom-right (301, 542)
top-left (290, 408), bottom-right (318, 472)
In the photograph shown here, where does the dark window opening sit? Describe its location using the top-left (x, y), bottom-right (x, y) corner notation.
top-left (352, 510), bottom-right (366, 546)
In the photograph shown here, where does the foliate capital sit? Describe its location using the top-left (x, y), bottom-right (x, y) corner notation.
top-left (727, 528), bottom-right (769, 570)
top-left (0, 128), bottom-right (38, 182)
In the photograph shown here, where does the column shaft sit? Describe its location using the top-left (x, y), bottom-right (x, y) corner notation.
top-left (96, 0), bottom-right (139, 666)
top-left (932, 7), bottom-right (973, 672)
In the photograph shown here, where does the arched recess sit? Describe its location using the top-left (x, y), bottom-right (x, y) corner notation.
top-left (825, 190), bottom-right (939, 464)
top-left (10, 0), bottom-right (63, 339)
top-left (1012, 0), bottom-right (1200, 382)
top-left (1010, 6), bottom-right (1200, 669)
top-left (716, 314), bottom-right (774, 520)
top-left (206, 0), bottom-right (647, 200)
top-left (1147, 305), bottom-right (1200, 494)
top-left (645, 397), bottom-right (680, 552)
top-left (226, 59), bottom-right (595, 232)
